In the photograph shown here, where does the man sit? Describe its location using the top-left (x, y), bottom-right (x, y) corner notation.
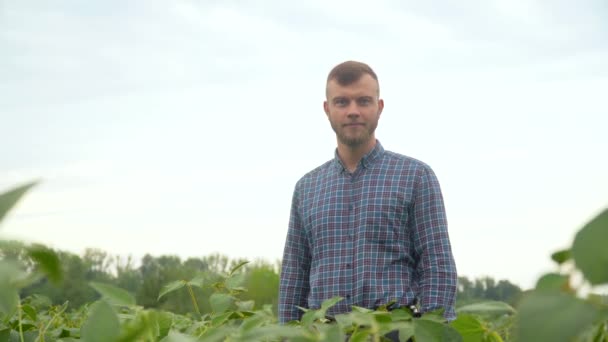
top-left (279, 61), bottom-right (457, 328)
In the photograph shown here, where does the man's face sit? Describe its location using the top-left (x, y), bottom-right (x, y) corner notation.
top-left (324, 74), bottom-right (384, 148)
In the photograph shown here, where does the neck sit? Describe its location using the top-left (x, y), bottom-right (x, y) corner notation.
top-left (337, 138), bottom-right (377, 172)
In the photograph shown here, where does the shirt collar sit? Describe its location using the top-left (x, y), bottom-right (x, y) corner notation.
top-left (333, 140), bottom-right (385, 172)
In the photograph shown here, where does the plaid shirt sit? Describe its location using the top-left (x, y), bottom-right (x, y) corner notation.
top-left (279, 141), bottom-right (457, 323)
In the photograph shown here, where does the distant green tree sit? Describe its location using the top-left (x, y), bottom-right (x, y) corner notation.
top-left (137, 254), bottom-right (163, 308)
top-left (242, 259), bottom-right (280, 313)
top-left (114, 255), bottom-right (142, 295)
top-left (494, 279), bottom-right (523, 305)
top-left (0, 240), bottom-right (30, 266)
top-left (456, 275), bottom-right (523, 307)
top-left (2, 240), bottom-right (525, 316)
top-left (21, 251), bottom-right (99, 308)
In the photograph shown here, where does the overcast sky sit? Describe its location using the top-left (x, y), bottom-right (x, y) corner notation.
top-left (1, 0), bottom-right (607, 290)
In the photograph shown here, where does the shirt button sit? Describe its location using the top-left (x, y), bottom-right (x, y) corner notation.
top-left (346, 263), bottom-right (352, 268)
top-left (346, 294), bottom-right (351, 299)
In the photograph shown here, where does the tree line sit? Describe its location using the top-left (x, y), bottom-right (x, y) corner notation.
top-left (0, 240), bottom-right (523, 314)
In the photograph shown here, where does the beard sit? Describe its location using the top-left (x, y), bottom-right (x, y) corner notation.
top-left (330, 119), bottom-right (378, 148)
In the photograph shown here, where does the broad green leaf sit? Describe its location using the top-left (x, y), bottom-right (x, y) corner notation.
top-left (21, 304), bottom-right (37, 321)
top-left (196, 326), bottom-right (235, 342)
top-left (487, 331), bottom-right (504, 342)
top-left (535, 273), bottom-right (570, 292)
top-left (300, 309), bottom-right (316, 326)
top-left (210, 312), bottom-right (233, 327)
top-left (300, 296), bottom-right (344, 326)
top-left (420, 311), bottom-right (448, 323)
top-left (225, 273), bottom-right (245, 290)
top-left (0, 282), bottom-right (18, 316)
top-left (238, 313), bottom-right (266, 332)
top-left (456, 301), bottom-right (515, 317)
top-left (235, 300), bottom-right (254, 311)
top-left (349, 330), bottom-right (370, 342)
top-left (572, 208), bottom-right (608, 284)
top-left (158, 280), bottom-right (186, 300)
top-left (161, 330), bottom-right (197, 342)
top-left (116, 310), bottom-right (155, 342)
top-left (19, 322), bottom-right (37, 331)
top-left (229, 260), bottom-right (249, 276)
top-left (551, 249), bottom-right (571, 265)
top-left (0, 329), bottom-right (9, 342)
top-left (116, 327), bottom-right (148, 342)
top-left (0, 181), bottom-right (37, 225)
top-left (334, 312), bottom-right (355, 328)
top-left (241, 325), bottom-right (309, 340)
top-left (351, 305), bottom-right (373, 313)
top-left (390, 308), bottom-right (413, 321)
top-left (372, 312), bottom-right (392, 323)
top-left (27, 244), bottom-right (63, 283)
top-left (450, 314), bottom-right (485, 342)
top-left (414, 319), bottom-right (463, 342)
top-left (0, 261), bottom-right (21, 315)
top-left (21, 330), bottom-right (38, 341)
top-left (515, 290), bottom-right (599, 342)
top-left (391, 308), bottom-right (413, 322)
top-left (188, 275), bottom-right (205, 289)
top-left (210, 293), bottom-right (234, 313)
top-left (348, 311), bottom-right (377, 327)
top-left (0, 258), bottom-right (39, 291)
top-left (89, 281), bottom-right (136, 306)
top-left (590, 321), bottom-right (608, 341)
top-left (320, 296), bottom-right (344, 311)
top-left (288, 337), bottom-right (318, 342)
top-left (394, 321), bottom-right (415, 341)
top-left (81, 300), bottom-right (120, 342)
top-left (320, 324), bottom-right (344, 341)
top-left (156, 311), bottom-right (173, 339)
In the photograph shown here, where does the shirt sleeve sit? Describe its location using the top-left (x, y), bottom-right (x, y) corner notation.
top-left (410, 164), bottom-right (458, 321)
top-left (278, 183), bottom-right (311, 323)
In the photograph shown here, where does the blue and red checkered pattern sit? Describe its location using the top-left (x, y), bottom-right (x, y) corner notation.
top-left (279, 141), bottom-right (457, 323)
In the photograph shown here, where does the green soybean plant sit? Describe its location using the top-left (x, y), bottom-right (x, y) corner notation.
top-left (514, 209), bottom-right (608, 342)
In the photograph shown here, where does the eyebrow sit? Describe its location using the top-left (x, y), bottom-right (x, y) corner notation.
top-left (332, 95), bottom-right (374, 102)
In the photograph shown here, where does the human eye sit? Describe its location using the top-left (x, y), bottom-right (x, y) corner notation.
top-left (334, 97), bottom-right (349, 107)
top-left (357, 97), bottom-right (373, 106)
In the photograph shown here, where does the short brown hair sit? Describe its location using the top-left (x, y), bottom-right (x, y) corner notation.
top-left (326, 61), bottom-right (379, 96)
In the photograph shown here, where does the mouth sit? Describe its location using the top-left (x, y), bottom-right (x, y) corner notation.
top-left (343, 123), bottom-right (365, 127)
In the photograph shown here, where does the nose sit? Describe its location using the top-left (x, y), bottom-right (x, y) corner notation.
top-left (346, 101), bottom-right (361, 118)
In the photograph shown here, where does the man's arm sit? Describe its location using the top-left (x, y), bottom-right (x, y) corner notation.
top-left (278, 185), bottom-right (311, 323)
top-left (410, 164), bottom-right (457, 321)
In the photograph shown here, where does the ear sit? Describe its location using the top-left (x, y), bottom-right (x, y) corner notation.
top-left (377, 98), bottom-right (384, 117)
top-left (323, 100), bottom-right (330, 117)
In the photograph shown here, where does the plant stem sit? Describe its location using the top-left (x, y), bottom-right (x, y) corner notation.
top-left (38, 303), bottom-right (68, 342)
top-left (17, 298), bottom-right (24, 342)
top-left (186, 283), bottom-right (201, 316)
